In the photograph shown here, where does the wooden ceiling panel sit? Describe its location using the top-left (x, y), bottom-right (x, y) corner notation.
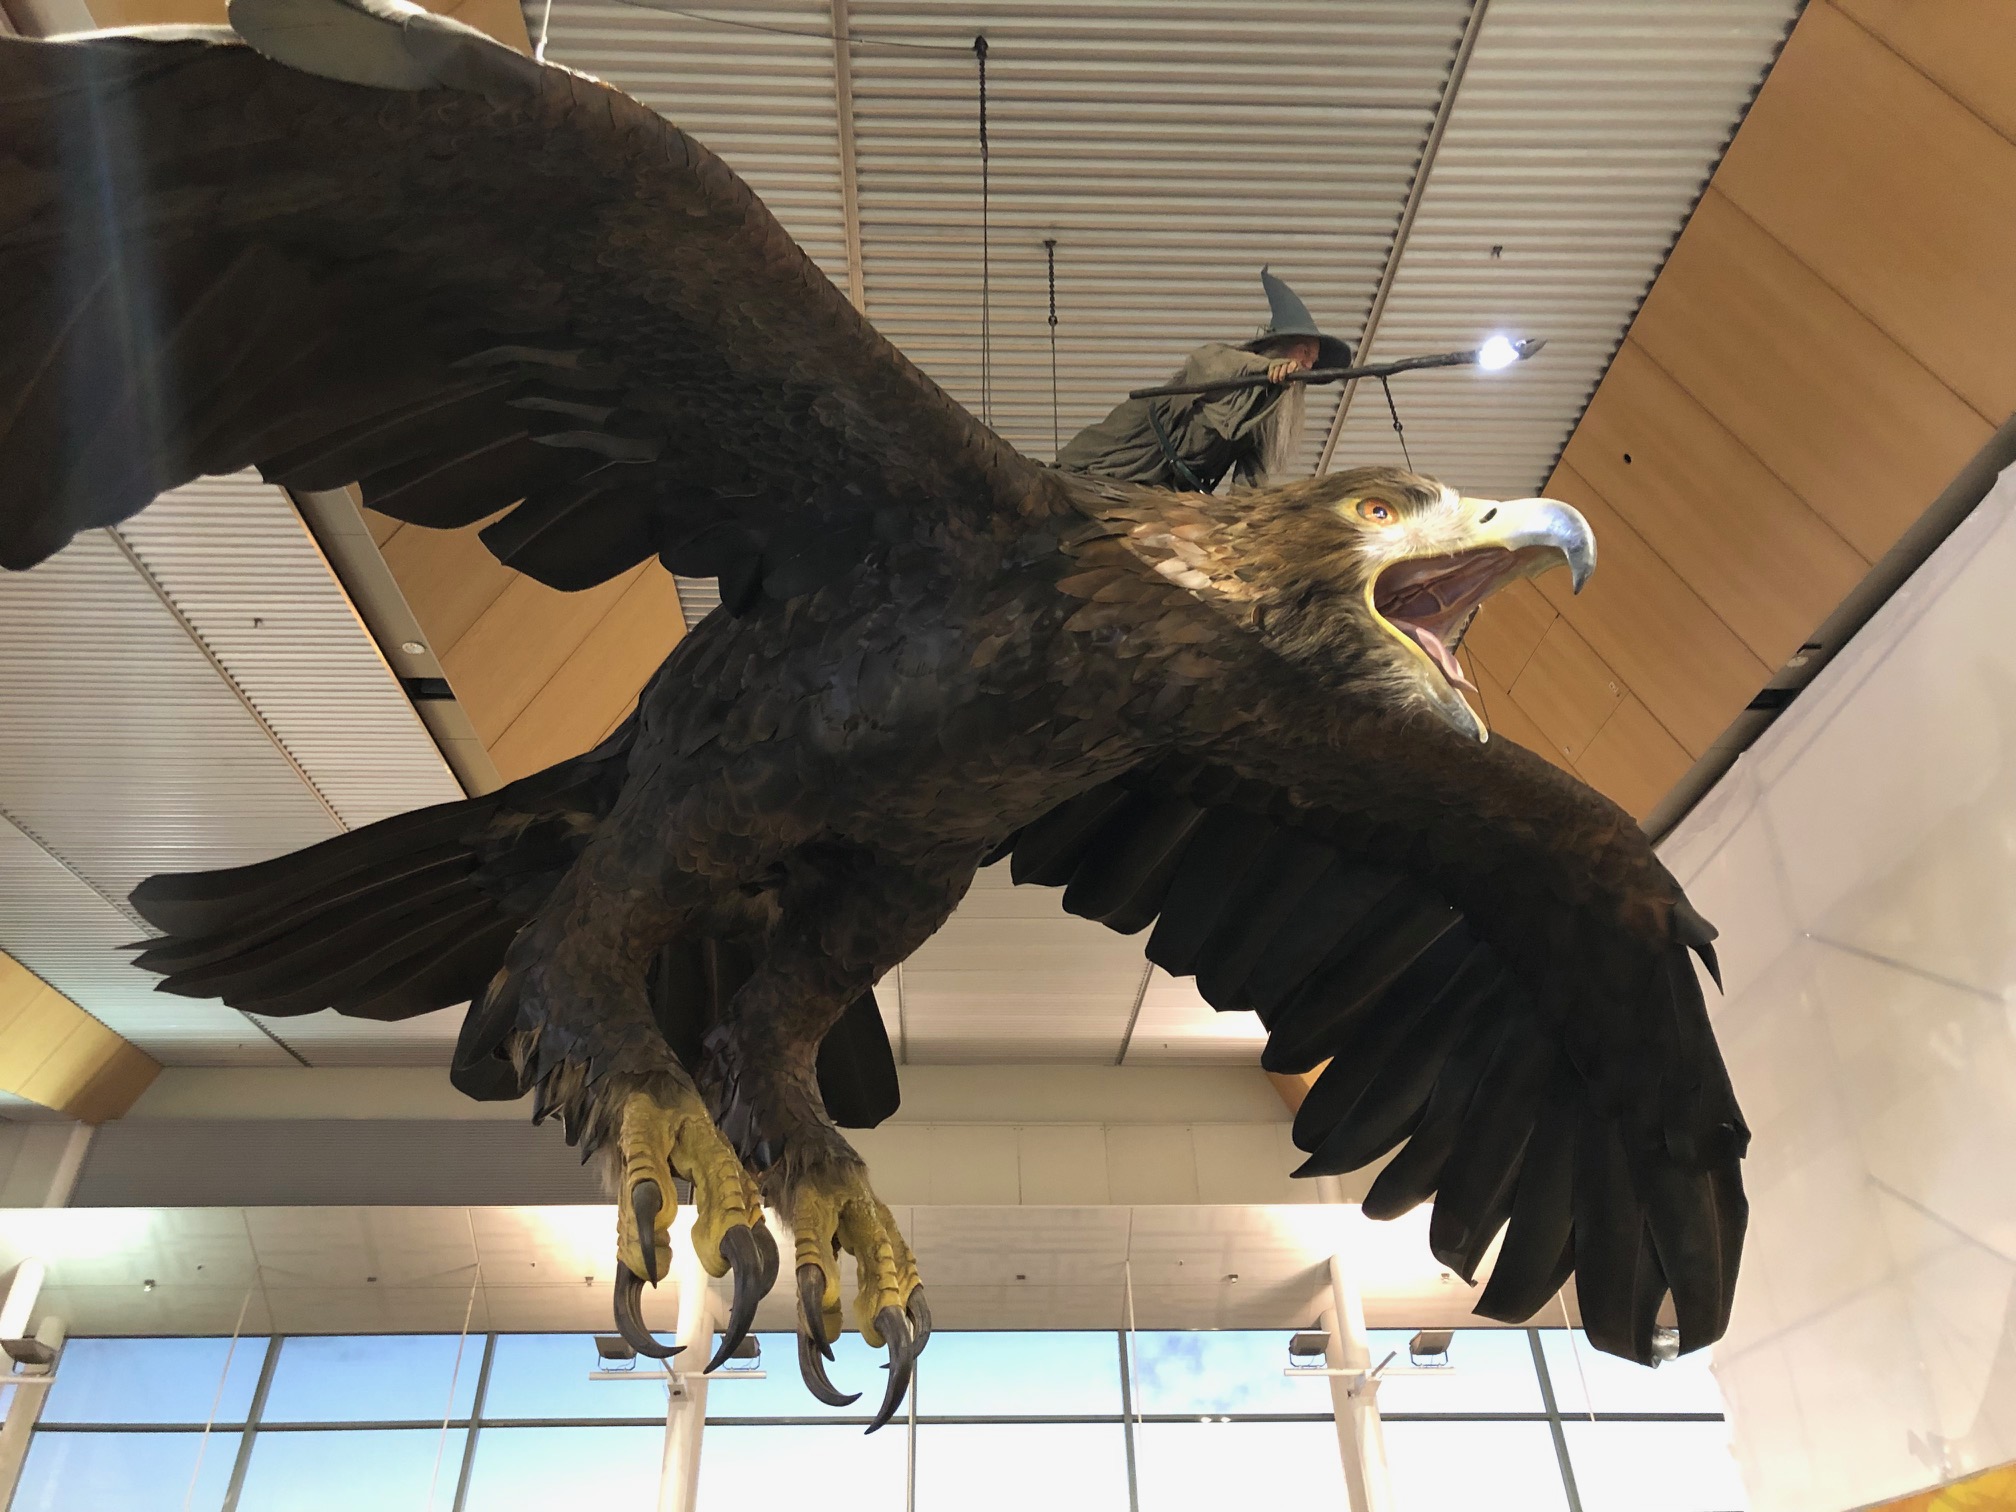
top-left (373, 513), bottom-right (518, 656)
top-left (1711, 2), bottom-right (2016, 423)
top-left (486, 566), bottom-right (685, 783)
top-left (1464, 658), bottom-right (1570, 777)
top-left (1573, 695), bottom-right (1692, 824)
top-left (1508, 617), bottom-right (1624, 767)
top-left (1628, 187), bottom-right (1992, 562)
top-left (1832, 0), bottom-right (2016, 145)
top-left (1562, 340), bottom-right (1868, 669)
top-left (1464, 578), bottom-right (1555, 691)
top-left (440, 564), bottom-right (649, 749)
top-left (1540, 465), bottom-right (1770, 758)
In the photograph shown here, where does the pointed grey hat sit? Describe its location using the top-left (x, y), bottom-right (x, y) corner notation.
top-left (1250, 267), bottom-right (1353, 369)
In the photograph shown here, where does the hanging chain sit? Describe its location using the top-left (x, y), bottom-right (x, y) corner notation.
top-left (1378, 373), bottom-right (1413, 471)
top-left (975, 35), bottom-right (993, 427)
top-left (1044, 237), bottom-right (1060, 455)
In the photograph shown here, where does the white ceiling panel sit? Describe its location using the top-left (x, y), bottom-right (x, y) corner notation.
top-left (900, 863), bottom-right (1148, 1061)
top-left (1123, 967), bottom-right (1267, 1066)
top-left (0, 477), bottom-right (466, 1066)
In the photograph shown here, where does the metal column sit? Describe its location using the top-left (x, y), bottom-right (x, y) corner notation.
top-left (0, 1260), bottom-right (58, 1512)
top-left (1314, 1186), bottom-right (1393, 1512)
top-left (656, 1247), bottom-right (716, 1512)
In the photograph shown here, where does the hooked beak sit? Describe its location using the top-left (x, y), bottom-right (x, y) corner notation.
top-left (1367, 495), bottom-right (1597, 743)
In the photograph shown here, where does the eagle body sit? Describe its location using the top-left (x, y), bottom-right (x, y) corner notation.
top-left (0, 5), bottom-right (1748, 1415)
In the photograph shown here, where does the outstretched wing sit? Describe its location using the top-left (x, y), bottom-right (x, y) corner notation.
top-left (0, 10), bottom-right (1052, 601)
top-left (1005, 739), bottom-right (1745, 1366)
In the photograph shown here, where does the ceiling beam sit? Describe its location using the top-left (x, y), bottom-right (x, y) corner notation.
top-left (1317, 0), bottom-right (1491, 475)
top-left (0, 950), bottom-right (158, 1123)
top-left (829, 0), bottom-right (867, 313)
top-left (61, 0), bottom-right (529, 47)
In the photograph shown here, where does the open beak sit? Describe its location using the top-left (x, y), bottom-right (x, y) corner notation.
top-left (1367, 495), bottom-right (1596, 743)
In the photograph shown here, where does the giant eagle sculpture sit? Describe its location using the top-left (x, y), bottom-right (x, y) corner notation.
top-left (0, 0), bottom-right (1746, 1430)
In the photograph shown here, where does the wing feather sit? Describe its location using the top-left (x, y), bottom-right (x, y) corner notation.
top-left (0, 22), bottom-right (1054, 597)
top-left (1005, 753), bottom-right (1748, 1365)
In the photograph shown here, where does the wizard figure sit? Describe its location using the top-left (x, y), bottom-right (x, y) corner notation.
top-left (1054, 268), bottom-right (1353, 492)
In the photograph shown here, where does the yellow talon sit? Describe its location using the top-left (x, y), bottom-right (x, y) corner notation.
top-left (783, 1157), bottom-right (928, 1430)
top-left (609, 1086), bottom-right (779, 1368)
top-left (785, 1161), bottom-right (922, 1342)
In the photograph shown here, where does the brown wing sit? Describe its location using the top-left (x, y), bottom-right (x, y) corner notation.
top-left (1005, 737), bottom-right (1746, 1366)
top-left (0, 15), bottom-right (1050, 603)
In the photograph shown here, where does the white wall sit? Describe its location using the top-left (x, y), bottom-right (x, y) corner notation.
top-left (1661, 465), bottom-right (2016, 1512)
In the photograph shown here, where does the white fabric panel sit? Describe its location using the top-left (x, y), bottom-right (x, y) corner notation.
top-left (1661, 465), bottom-right (2016, 1512)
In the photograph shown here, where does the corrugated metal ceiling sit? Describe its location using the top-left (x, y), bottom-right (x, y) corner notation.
top-left (1325, 0), bottom-right (1801, 495)
top-left (0, 0), bottom-right (1798, 1072)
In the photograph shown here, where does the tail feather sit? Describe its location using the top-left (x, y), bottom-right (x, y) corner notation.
top-left (130, 801), bottom-right (485, 937)
top-left (132, 723), bottom-right (638, 1022)
top-left (171, 895), bottom-right (502, 1016)
top-left (131, 845), bottom-right (476, 974)
top-left (132, 716), bottom-right (902, 1131)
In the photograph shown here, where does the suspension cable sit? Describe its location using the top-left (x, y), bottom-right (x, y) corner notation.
top-left (1044, 237), bottom-right (1060, 454)
top-left (975, 35), bottom-right (993, 428)
top-left (1377, 373), bottom-right (1414, 471)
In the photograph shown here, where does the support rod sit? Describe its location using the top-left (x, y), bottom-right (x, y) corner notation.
top-left (828, 0), bottom-right (867, 314)
top-left (657, 1239), bottom-right (716, 1512)
top-left (1317, 0), bottom-right (1494, 474)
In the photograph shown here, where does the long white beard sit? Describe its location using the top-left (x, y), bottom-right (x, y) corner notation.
top-left (1252, 380), bottom-right (1308, 484)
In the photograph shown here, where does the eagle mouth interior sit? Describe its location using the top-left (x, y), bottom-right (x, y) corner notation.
top-left (1371, 545), bottom-right (1560, 690)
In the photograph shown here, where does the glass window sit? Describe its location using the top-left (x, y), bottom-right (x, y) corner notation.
top-left (1366, 1327), bottom-right (1546, 1414)
top-left (482, 1335), bottom-right (668, 1421)
top-left (700, 1424), bottom-right (906, 1512)
top-left (462, 1425), bottom-right (664, 1510)
top-left (1129, 1331), bottom-right (1335, 1416)
top-left (1384, 1420), bottom-right (1571, 1512)
top-left (1540, 1331), bottom-right (1731, 1416)
top-left (41, 1336), bottom-right (268, 1425)
top-left (260, 1335), bottom-right (481, 1424)
top-left (1564, 1420), bottom-right (1748, 1511)
top-left (15, 1429), bottom-right (239, 1512)
top-left (235, 1427), bottom-right (467, 1511)
top-left (914, 1423), bottom-right (1130, 1511)
top-left (917, 1332), bottom-right (1122, 1417)
top-left (1134, 1420), bottom-right (1343, 1509)
top-left (702, 1332), bottom-right (897, 1420)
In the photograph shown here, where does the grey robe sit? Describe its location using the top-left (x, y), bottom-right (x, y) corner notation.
top-left (1054, 343), bottom-right (1302, 490)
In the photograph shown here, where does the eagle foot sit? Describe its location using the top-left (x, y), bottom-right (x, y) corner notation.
top-left (611, 1085), bottom-right (779, 1368)
top-left (782, 1159), bottom-right (930, 1431)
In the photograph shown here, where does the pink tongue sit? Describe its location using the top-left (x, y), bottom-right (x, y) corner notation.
top-left (1404, 624), bottom-right (1477, 692)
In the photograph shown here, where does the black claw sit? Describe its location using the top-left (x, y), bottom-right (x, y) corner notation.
top-left (612, 1268), bottom-right (682, 1360)
top-left (705, 1226), bottom-right (775, 1374)
top-left (906, 1286), bottom-right (933, 1352)
top-left (866, 1304), bottom-right (915, 1434)
top-left (754, 1222), bottom-right (781, 1296)
top-left (794, 1322), bottom-right (858, 1411)
top-left (796, 1262), bottom-right (834, 1360)
top-left (632, 1179), bottom-right (664, 1286)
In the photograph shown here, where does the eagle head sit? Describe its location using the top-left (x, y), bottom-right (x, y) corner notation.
top-left (1243, 465), bottom-right (1595, 742)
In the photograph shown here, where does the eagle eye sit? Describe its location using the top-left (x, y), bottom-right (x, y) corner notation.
top-left (1356, 498), bottom-right (1397, 524)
